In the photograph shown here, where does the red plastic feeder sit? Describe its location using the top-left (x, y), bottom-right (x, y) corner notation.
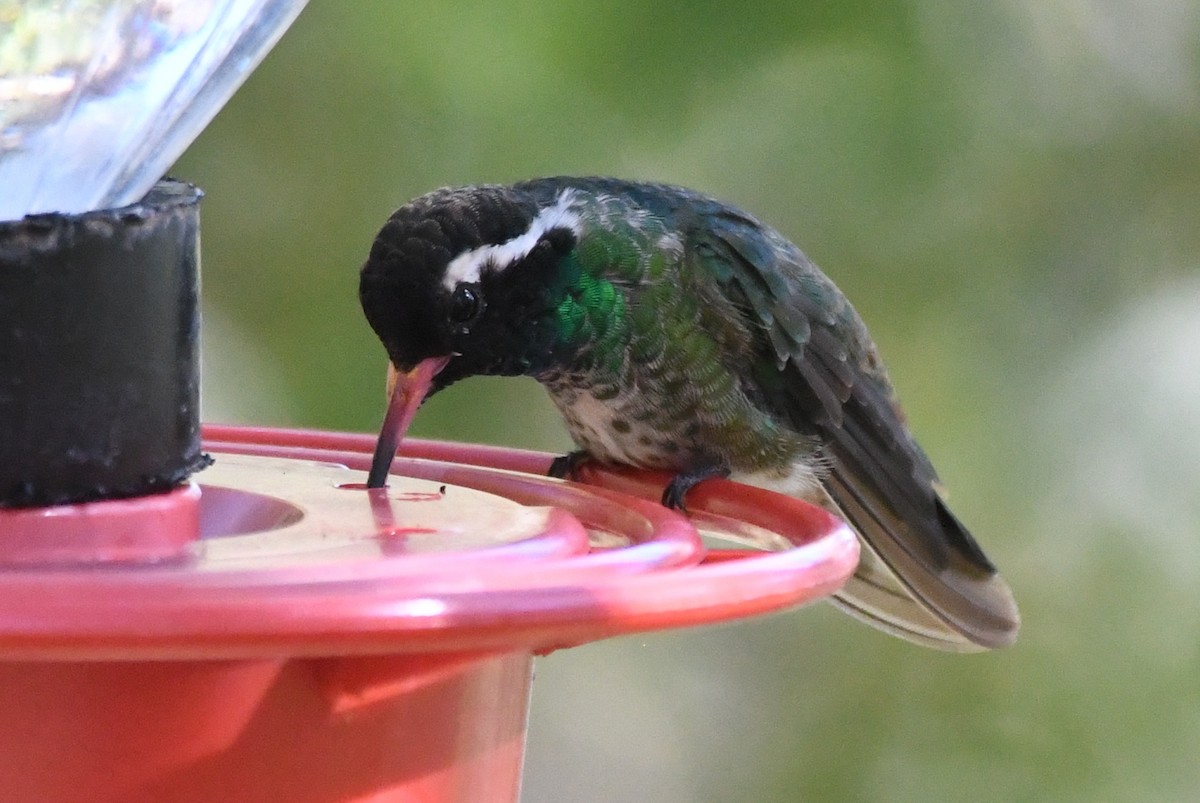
top-left (0, 426), bottom-right (856, 802)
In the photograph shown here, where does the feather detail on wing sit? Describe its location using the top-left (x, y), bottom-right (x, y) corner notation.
top-left (693, 209), bottom-right (1019, 650)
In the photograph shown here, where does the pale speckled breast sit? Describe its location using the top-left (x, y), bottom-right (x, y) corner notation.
top-left (545, 384), bottom-right (830, 502)
top-left (547, 386), bottom-right (703, 470)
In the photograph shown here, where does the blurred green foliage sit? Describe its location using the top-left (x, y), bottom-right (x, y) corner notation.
top-left (179, 1), bottom-right (1200, 800)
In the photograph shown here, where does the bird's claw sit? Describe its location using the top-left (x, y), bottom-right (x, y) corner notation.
top-left (548, 450), bottom-right (591, 480)
top-left (661, 464), bottom-right (731, 513)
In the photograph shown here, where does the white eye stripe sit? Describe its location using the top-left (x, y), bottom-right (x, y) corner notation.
top-left (441, 189), bottom-right (581, 291)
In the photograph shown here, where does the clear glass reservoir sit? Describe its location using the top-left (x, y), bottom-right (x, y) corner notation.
top-left (0, 0), bottom-right (308, 221)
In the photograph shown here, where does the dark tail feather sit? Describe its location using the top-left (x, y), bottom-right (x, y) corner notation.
top-left (822, 468), bottom-right (1020, 651)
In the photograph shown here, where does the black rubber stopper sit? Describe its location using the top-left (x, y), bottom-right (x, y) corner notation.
top-left (0, 179), bottom-right (209, 508)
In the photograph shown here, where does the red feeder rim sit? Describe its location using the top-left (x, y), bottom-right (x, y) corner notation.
top-left (0, 426), bottom-right (857, 660)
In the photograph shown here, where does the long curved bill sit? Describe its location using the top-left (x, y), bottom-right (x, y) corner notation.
top-left (366, 355), bottom-right (451, 488)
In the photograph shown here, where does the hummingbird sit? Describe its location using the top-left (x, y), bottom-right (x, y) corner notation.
top-left (359, 177), bottom-right (1019, 651)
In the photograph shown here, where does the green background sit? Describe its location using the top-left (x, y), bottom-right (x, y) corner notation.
top-left (179, 2), bottom-right (1200, 800)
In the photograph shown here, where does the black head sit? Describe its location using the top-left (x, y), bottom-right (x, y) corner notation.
top-left (359, 184), bottom-right (581, 393)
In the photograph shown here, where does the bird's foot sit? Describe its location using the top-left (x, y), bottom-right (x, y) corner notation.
top-left (548, 450), bottom-right (591, 480)
top-left (662, 464), bottom-right (731, 512)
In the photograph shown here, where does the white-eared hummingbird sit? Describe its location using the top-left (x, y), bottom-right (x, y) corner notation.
top-left (359, 177), bottom-right (1019, 651)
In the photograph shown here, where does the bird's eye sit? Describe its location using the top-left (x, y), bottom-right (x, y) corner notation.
top-left (448, 283), bottom-right (483, 324)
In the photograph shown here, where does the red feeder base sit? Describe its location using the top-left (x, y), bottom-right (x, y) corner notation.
top-left (0, 654), bottom-right (530, 803)
top-left (0, 427), bottom-right (857, 802)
